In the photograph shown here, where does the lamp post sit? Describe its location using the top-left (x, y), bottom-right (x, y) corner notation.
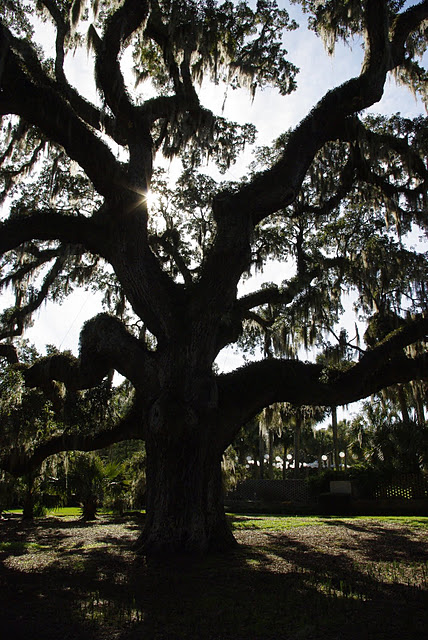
top-left (339, 451), bottom-right (346, 470)
top-left (321, 454), bottom-right (328, 469)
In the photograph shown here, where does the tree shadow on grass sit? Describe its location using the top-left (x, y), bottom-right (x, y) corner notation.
top-left (0, 517), bottom-right (427, 640)
top-left (257, 525), bottom-right (428, 638)
top-left (320, 518), bottom-right (428, 563)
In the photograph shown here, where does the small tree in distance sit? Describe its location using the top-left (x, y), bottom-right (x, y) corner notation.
top-left (0, 0), bottom-right (427, 555)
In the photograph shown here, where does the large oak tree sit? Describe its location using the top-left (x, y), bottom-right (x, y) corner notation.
top-left (0, 0), bottom-right (427, 554)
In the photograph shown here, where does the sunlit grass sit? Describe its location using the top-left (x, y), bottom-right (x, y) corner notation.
top-left (4, 506), bottom-right (113, 517)
top-left (229, 514), bottom-right (325, 530)
top-left (1, 514), bottom-right (427, 637)
top-left (5, 509), bottom-right (427, 530)
top-left (228, 514), bottom-right (428, 531)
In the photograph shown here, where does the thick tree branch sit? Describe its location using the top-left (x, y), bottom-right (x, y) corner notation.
top-left (390, 1), bottom-right (428, 68)
top-left (218, 314), bottom-right (428, 436)
top-left (149, 233), bottom-right (193, 286)
top-left (0, 23), bottom-right (126, 200)
top-left (335, 116), bottom-right (428, 200)
top-left (356, 158), bottom-right (427, 203)
top-left (0, 343), bottom-right (18, 364)
top-left (361, 0), bottom-right (390, 75)
top-left (94, 0), bottom-right (149, 119)
top-left (242, 310), bottom-right (273, 331)
top-left (38, 0), bottom-right (68, 84)
top-left (235, 269), bottom-right (321, 315)
top-left (213, 3), bottom-right (428, 228)
top-left (0, 251), bottom-right (68, 340)
top-left (24, 313), bottom-right (158, 393)
top-left (0, 396), bottom-right (145, 476)
top-left (0, 140), bottom-right (45, 179)
top-left (39, 0), bottom-right (123, 144)
top-left (1, 245), bottom-right (77, 289)
top-left (357, 122), bottom-right (426, 179)
top-left (197, 3), bottom-right (428, 319)
top-left (0, 15), bottom-right (181, 344)
top-left (235, 258), bottom-right (344, 317)
top-left (0, 211), bottom-right (108, 259)
top-left (92, 0), bottom-right (156, 192)
top-left (144, 0), bottom-right (188, 97)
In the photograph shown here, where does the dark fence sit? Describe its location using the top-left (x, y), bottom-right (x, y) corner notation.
top-left (228, 479), bottom-right (311, 504)
top-left (227, 474), bottom-right (428, 509)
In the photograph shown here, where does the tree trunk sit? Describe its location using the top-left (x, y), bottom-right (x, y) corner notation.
top-left (413, 384), bottom-right (425, 428)
top-left (331, 406), bottom-right (339, 470)
top-left (268, 430), bottom-right (274, 479)
top-left (258, 431), bottom-right (265, 479)
top-left (80, 498), bottom-right (97, 521)
top-left (283, 437), bottom-right (287, 480)
top-left (136, 415), bottom-right (237, 556)
top-left (293, 410), bottom-right (301, 479)
top-left (397, 385), bottom-right (410, 426)
top-left (22, 474), bottom-right (34, 521)
top-left (22, 493), bottom-right (34, 520)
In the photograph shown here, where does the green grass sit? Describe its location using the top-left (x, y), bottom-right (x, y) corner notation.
top-left (1, 514), bottom-right (427, 639)
top-left (229, 514), bottom-right (325, 530)
top-left (356, 515), bottom-right (428, 528)
top-left (228, 513), bottom-right (428, 531)
top-left (4, 506), bottom-right (113, 517)
top-left (4, 508), bottom-right (428, 530)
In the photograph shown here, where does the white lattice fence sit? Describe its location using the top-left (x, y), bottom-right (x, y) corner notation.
top-left (374, 474), bottom-right (428, 500)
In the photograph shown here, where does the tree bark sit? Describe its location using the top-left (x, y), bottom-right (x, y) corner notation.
top-left (397, 385), bottom-right (411, 426)
top-left (80, 498), bottom-right (98, 521)
top-left (268, 430), bottom-right (274, 480)
top-left (293, 410), bottom-right (301, 479)
top-left (136, 405), bottom-right (237, 556)
top-left (258, 431), bottom-right (265, 479)
top-left (22, 474), bottom-right (35, 520)
top-left (331, 406), bottom-right (339, 471)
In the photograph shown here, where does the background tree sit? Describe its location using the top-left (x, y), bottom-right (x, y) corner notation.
top-left (0, 0), bottom-right (427, 555)
top-left (350, 396), bottom-right (428, 472)
top-left (66, 452), bottom-right (107, 520)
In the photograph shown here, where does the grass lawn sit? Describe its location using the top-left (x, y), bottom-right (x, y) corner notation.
top-left (230, 513), bottom-right (428, 530)
top-left (0, 513), bottom-right (427, 639)
top-left (4, 506), bottom-right (113, 517)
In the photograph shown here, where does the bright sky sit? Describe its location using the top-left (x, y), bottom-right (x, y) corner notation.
top-left (1, 2), bottom-right (427, 425)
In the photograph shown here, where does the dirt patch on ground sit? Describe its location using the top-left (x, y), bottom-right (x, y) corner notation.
top-left (1, 514), bottom-right (427, 639)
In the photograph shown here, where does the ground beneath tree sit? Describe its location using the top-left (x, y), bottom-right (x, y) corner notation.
top-left (1, 513), bottom-right (427, 639)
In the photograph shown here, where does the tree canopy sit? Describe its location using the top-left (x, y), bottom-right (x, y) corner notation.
top-left (0, 0), bottom-right (427, 554)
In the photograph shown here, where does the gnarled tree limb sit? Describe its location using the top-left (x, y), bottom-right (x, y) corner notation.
top-left (218, 314), bottom-right (428, 438)
top-left (0, 211), bottom-right (107, 258)
top-left (0, 343), bottom-right (18, 364)
top-left (0, 22), bottom-right (126, 200)
top-left (0, 395), bottom-right (145, 476)
top-left (213, 3), bottom-right (428, 227)
top-left (24, 313), bottom-right (159, 392)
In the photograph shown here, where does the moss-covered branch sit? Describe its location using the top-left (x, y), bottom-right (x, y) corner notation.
top-left (0, 211), bottom-right (107, 258)
top-left (218, 314), bottom-right (428, 435)
top-left (24, 313), bottom-right (158, 392)
top-left (0, 22), bottom-right (126, 200)
top-left (94, 0), bottom-right (149, 119)
top-left (213, 3), bottom-right (428, 227)
top-left (0, 343), bottom-right (18, 364)
top-left (0, 396), bottom-right (144, 476)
